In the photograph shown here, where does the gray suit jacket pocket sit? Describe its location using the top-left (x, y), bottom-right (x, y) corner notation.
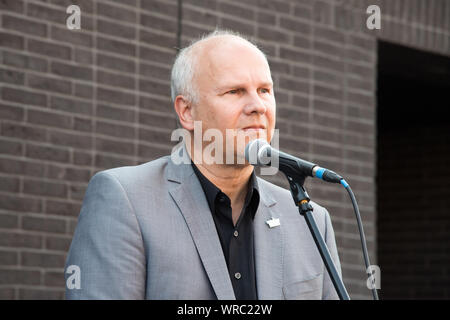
top-left (282, 274), bottom-right (323, 300)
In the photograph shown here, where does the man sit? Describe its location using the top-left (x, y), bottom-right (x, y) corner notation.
top-left (65, 30), bottom-right (342, 299)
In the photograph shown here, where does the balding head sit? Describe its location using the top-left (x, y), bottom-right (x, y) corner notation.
top-left (170, 30), bottom-right (270, 105)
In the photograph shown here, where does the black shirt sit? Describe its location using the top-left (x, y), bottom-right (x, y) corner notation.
top-left (191, 163), bottom-right (260, 300)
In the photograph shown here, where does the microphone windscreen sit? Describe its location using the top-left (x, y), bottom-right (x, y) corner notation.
top-left (245, 139), bottom-right (269, 165)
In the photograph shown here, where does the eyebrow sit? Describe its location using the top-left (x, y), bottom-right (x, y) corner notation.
top-left (216, 82), bottom-right (273, 91)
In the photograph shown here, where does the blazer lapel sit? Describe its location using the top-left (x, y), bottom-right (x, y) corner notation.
top-left (254, 178), bottom-right (284, 299)
top-left (166, 151), bottom-right (235, 300)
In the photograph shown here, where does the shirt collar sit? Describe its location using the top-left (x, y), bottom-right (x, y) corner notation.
top-left (191, 162), bottom-right (260, 220)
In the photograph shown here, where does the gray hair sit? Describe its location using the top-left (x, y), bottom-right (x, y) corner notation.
top-left (170, 29), bottom-right (268, 105)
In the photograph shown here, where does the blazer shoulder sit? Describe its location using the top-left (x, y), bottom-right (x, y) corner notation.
top-left (256, 176), bottom-right (329, 219)
top-left (92, 155), bottom-right (171, 187)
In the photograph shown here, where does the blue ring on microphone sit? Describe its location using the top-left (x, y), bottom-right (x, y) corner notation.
top-left (315, 167), bottom-right (325, 180)
top-left (341, 179), bottom-right (349, 188)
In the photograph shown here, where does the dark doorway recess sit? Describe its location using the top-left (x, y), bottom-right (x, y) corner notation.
top-left (377, 41), bottom-right (450, 299)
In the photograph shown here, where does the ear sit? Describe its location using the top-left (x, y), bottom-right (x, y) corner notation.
top-left (174, 95), bottom-right (194, 131)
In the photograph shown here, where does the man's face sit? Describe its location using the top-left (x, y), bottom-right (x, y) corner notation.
top-left (191, 38), bottom-right (276, 163)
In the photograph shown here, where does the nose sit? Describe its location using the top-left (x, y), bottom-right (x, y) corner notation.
top-left (243, 91), bottom-right (267, 115)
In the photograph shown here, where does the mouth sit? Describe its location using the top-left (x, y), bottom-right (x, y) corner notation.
top-left (242, 125), bottom-right (266, 131)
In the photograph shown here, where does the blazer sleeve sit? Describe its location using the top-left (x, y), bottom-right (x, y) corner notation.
top-left (321, 207), bottom-right (343, 300)
top-left (64, 171), bottom-right (146, 299)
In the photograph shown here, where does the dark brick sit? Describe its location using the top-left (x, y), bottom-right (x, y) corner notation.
top-left (0, 268), bottom-right (41, 285)
top-left (140, 29), bottom-right (176, 48)
top-left (43, 271), bottom-right (65, 287)
top-left (95, 137), bottom-right (134, 155)
top-left (0, 232), bottom-right (42, 248)
top-left (70, 183), bottom-right (88, 201)
top-left (74, 48), bottom-right (93, 65)
top-left (257, 26), bottom-right (290, 43)
top-left (139, 95), bottom-right (173, 113)
top-left (96, 104), bottom-right (135, 122)
top-left (51, 62), bottom-right (93, 81)
top-left (280, 47), bottom-right (311, 64)
top-left (0, 122), bottom-right (47, 142)
top-left (0, 213), bottom-right (18, 229)
top-left (0, 138), bottom-right (23, 156)
top-left (97, 53), bottom-right (136, 73)
top-left (280, 16), bottom-right (311, 34)
top-left (27, 74), bottom-right (72, 94)
top-left (28, 109), bottom-right (72, 129)
top-left (73, 117), bottom-right (93, 132)
top-left (97, 2), bottom-right (137, 23)
top-left (1, 51), bottom-right (47, 72)
top-left (279, 77), bottom-right (309, 95)
top-left (139, 111), bottom-right (176, 130)
top-left (65, 167), bottom-right (91, 182)
top-left (97, 36), bottom-right (136, 57)
top-left (50, 96), bottom-right (93, 116)
top-left (139, 46), bottom-right (175, 65)
top-left (74, 83), bottom-right (94, 99)
top-left (96, 120), bottom-right (135, 139)
top-left (97, 18), bottom-right (136, 40)
top-left (47, 0), bottom-right (94, 13)
top-left (0, 158), bottom-right (45, 177)
top-left (139, 79), bottom-right (170, 97)
top-left (27, 2), bottom-right (65, 23)
top-left (0, 0), bottom-right (24, 13)
top-left (139, 127), bottom-right (171, 145)
top-left (19, 288), bottom-right (64, 300)
top-left (139, 63), bottom-right (170, 82)
top-left (0, 192), bottom-right (42, 214)
top-left (0, 31), bottom-right (24, 49)
top-left (138, 143), bottom-right (172, 160)
top-left (314, 84), bottom-right (342, 101)
top-left (1, 87), bottom-right (47, 107)
top-left (25, 143), bottom-right (70, 163)
top-left (50, 26), bottom-right (93, 48)
top-left (45, 200), bottom-right (81, 217)
top-left (218, 17), bottom-right (254, 37)
top-left (22, 215), bottom-right (67, 234)
top-left (141, 13), bottom-right (177, 33)
top-left (97, 70), bottom-right (135, 90)
top-left (22, 251), bottom-right (66, 268)
top-left (0, 250), bottom-right (18, 265)
top-left (0, 67), bottom-right (24, 85)
top-left (141, 0), bottom-right (178, 17)
top-left (45, 235), bottom-right (72, 252)
top-left (0, 103), bottom-right (25, 121)
top-left (95, 153), bottom-right (133, 169)
top-left (23, 179), bottom-right (67, 198)
top-left (28, 39), bottom-right (71, 60)
top-left (49, 130), bottom-right (92, 149)
top-left (2, 14), bottom-right (47, 37)
top-left (219, 2), bottom-right (255, 20)
top-left (97, 87), bottom-right (136, 106)
top-left (73, 151), bottom-right (92, 166)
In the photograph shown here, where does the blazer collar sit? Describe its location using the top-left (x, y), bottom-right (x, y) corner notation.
top-left (166, 143), bottom-right (282, 299)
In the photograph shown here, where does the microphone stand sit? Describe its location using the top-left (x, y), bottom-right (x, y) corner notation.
top-left (285, 174), bottom-right (350, 300)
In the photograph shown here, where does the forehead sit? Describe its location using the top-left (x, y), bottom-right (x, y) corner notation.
top-left (194, 37), bottom-right (272, 88)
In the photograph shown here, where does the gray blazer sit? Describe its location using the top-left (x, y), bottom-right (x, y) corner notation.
top-left (65, 148), bottom-right (342, 300)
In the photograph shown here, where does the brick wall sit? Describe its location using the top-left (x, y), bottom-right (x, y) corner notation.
top-left (0, 0), bottom-right (449, 299)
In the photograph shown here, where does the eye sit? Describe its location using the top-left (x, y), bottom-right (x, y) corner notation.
top-left (227, 89), bottom-right (240, 94)
top-left (259, 88), bottom-right (270, 94)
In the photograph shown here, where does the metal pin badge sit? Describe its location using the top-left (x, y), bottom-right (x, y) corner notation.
top-left (266, 218), bottom-right (280, 228)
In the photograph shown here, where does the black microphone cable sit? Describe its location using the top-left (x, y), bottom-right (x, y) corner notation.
top-left (340, 179), bottom-right (380, 300)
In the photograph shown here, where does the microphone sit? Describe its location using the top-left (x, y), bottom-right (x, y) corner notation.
top-left (245, 139), bottom-right (344, 184)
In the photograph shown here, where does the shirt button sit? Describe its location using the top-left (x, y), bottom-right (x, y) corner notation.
top-left (234, 272), bottom-right (241, 280)
top-left (233, 230), bottom-right (239, 237)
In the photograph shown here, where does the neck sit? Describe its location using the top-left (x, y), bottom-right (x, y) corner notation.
top-left (188, 142), bottom-right (253, 206)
